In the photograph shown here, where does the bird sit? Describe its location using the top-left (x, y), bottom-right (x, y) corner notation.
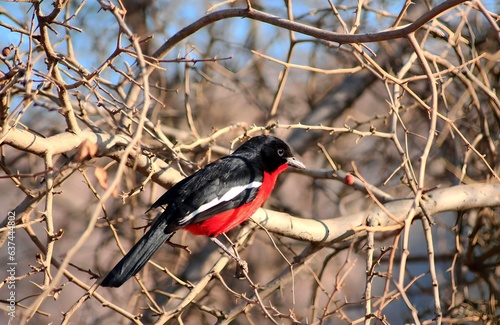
top-left (100, 135), bottom-right (305, 287)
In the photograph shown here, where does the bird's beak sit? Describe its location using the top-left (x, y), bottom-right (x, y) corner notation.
top-left (286, 157), bottom-right (306, 169)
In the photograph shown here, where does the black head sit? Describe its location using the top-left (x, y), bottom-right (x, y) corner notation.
top-left (233, 135), bottom-right (305, 173)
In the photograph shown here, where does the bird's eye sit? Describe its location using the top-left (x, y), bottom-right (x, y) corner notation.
top-left (277, 148), bottom-right (285, 156)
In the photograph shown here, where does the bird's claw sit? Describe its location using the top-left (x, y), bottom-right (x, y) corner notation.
top-left (235, 260), bottom-right (248, 279)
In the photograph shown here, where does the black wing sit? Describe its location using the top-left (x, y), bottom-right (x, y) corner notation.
top-left (150, 155), bottom-right (263, 231)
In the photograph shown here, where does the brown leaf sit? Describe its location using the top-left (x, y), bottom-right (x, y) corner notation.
top-left (94, 166), bottom-right (108, 190)
top-left (75, 140), bottom-right (98, 162)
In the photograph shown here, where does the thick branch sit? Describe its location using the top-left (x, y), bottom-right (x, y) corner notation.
top-left (154, 0), bottom-right (467, 59)
top-left (0, 128), bottom-right (184, 238)
top-left (254, 183), bottom-right (500, 243)
top-left (0, 128), bottom-right (183, 185)
top-left (126, 0), bottom-right (468, 108)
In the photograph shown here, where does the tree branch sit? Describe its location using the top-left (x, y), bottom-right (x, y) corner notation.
top-left (254, 183), bottom-right (500, 243)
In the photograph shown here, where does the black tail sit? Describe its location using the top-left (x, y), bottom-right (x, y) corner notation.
top-left (101, 217), bottom-right (174, 287)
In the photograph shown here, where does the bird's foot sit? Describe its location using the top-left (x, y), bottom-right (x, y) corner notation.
top-left (165, 238), bottom-right (192, 254)
top-left (235, 259), bottom-right (248, 279)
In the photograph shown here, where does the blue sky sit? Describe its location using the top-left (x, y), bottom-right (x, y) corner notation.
top-left (2, 0), bottom-right (498, 75)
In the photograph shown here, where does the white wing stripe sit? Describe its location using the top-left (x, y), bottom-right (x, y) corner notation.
top-left (178, 181), bottom-right (262, 224)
